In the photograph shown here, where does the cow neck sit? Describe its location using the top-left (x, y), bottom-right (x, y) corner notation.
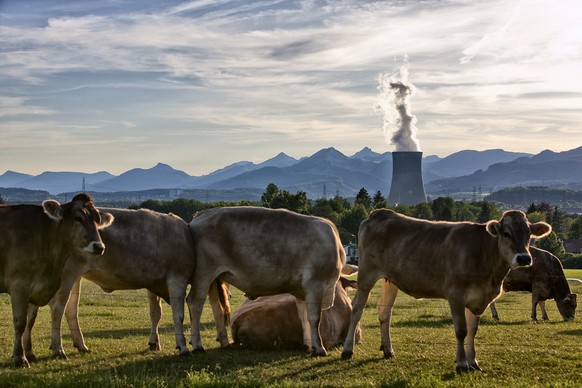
top-left (486, 226), bottom-right (513, 282)
top-left (40, 215), bottom-right (73, 270)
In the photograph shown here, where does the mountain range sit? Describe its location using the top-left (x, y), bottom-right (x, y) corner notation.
top-left (2, 147), bottom-right (582, 200)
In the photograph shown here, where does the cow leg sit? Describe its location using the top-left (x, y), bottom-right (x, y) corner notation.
top-left (295, 299), bottom-right (312, 352)
top-left (342, 275), bottom-right (376, 360)
top-left (208, 281), bottom-right (230, 348)
top-left (448, 299), bottom-right (470, 373)
top-left (489, 302), bottom-right (499, 321)
top-left (187, 280), bottom-right (213, 353)
top-left (167, 282), bottom-right (189, 355)
top-left (304, 292), bottom-right (327, 356)
top-left (10, 294), bottom-right (30, 368)
top-left (63, 278), bottom-right (90, 354)
top-left (147, 291), bottom-right (162, 351)
top-left (23, 304), bottom-right (39, 363)
top-left (465, 309), bottom-right (481, 371)
top-left (531, 298), bottom-right (539, 321)
top-left (378, 279), bottom-right (399, 359)
top-left (539, 300), bottom-right (549, 320)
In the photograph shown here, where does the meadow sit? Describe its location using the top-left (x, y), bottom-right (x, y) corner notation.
top-left (0, 270), bottom-right (580, 387)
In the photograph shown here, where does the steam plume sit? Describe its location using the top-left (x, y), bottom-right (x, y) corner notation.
top-left (376, 66), bottom-right (421, 152)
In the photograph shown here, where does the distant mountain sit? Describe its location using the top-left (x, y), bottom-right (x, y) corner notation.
top-left (18, 171), bottom-right (114, 194)
top-left (424, 149), bottom-right (532, 178)
top-left (427, 147), bottom-right (582, 194)
top-left (190, 152), bottom-right (298, 188)
top-left (258, 152), bottom-right (298, 168)
top-left (208, 148), bottom-right (391, 197)
top-left (0, 170), bottom-right (34, 187)
top-left (96, 163), bottom-right (195, 192)
top-left (2, 147), bottom-right (581, 200)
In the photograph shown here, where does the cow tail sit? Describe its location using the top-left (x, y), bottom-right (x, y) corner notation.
top-left (215, 279), bottom-right (231, 327)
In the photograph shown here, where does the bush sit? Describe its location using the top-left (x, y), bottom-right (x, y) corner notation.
top-left (561, 253), bottom-right (582, 269)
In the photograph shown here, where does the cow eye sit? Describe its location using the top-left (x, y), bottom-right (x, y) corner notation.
top-left (503, 231), bottom-right (511, 239)
top-left (74, 216), bottom-right (84, 223)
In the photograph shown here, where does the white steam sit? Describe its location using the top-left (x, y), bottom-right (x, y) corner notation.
top-left (376, 66), bottom-right (421, 152)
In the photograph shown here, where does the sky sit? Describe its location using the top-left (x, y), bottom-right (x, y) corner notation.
top-left (1, 0), bottom-right (581, 176)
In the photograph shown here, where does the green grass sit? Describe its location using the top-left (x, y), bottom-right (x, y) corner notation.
top-left (1, 279), bottom-right (581, 387)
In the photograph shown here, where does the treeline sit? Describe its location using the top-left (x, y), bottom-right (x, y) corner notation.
top-left (133, 183), bottom-right (582, 269)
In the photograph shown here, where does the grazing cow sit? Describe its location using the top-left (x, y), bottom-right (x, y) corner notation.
top-left (231, 277), bottom-right (362, 350)
top-left (0, 194), bottom-right (113, 367)
top-left (342, 209), bottom-right (551, 372)
top-left (23, 208), bottom-right (230, 360)
top-left (489, 247), bottom-right (577, 321)
top-left (188, 206), bottom-right (346, 356)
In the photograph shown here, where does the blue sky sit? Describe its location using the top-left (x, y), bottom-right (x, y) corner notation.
top-left (1, 0), bottom-right (581, 176)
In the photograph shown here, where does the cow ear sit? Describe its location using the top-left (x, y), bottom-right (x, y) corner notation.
top-left (98, 212), bottom-right (114, 230)
top-left (530, 222), bottom-right (552, 239)
top-left (42, 200), bottom-right (63, 222)
top-left (486, 220), bottom-right (501, 237)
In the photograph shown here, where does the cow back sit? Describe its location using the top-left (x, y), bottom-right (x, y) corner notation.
top-left (79, 208), bottom-right (195, 301)
top-left (190, 206), bottom-right (345, 302)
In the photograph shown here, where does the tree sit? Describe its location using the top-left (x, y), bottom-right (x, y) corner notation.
top-left (535, 232), bottom-right (565, 258)
top-left (261, 183), bottom-right (280, 207)
top-left (477, 201), bottom-right (498, 223)
top-left (568, 216), bottom-right (582, 239)
top-left (355, 188), bottom-right (372, 208)
top-left (339, 203), bottom-right (369, 243)
top-left (413, 202), bottom-right (433, 220)
top-left (431, 197), bottom-right (453, 221)
top-left (372, 191), bottom-right (386, 208)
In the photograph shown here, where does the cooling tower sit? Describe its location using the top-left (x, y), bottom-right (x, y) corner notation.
top-left (387, 151), bottom-right (427, 205)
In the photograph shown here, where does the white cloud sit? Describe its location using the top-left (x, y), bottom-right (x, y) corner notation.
top-left (0, 0), bottom-right (581, 175)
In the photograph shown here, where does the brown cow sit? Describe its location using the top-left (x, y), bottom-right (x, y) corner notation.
top-left (231, 277), bottom-right (362, 350)
top-left (489, 246), bottom-right (577, 321)
top-left (23, 208), bottom-right (230, 360)
top-left (0, 194), bottom-right (113, 367)
top-left (342, 209), bottom-right (551, 372)
top-left (188, 206), bottom-right (346, 356)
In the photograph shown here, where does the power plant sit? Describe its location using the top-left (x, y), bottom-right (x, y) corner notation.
top-left (387, 151), bottom-right (427, 206)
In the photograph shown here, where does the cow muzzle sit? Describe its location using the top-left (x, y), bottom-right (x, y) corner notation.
top-left (84, 241), bottom-right (106, 255)
top-left (511, 253), bottom-right (531, 268)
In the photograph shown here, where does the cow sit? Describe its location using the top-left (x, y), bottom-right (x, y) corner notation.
top-left (341, 209), bottom-right (551, 372)
top-left (22, 208), bottom-right (230, 361)
top-left (231, 276), bottom-right (362, 350)
top-left (489, 246), bottom-right (577, 321)
top-left (0, 193), bottom-right (113, 367)
top-left (188, 206), bottom-right (346, 356)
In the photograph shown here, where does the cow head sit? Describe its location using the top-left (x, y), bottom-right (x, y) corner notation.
top-left (486, 210), bottom-right (551, 269)
top-left (42, 193), bottom-right (114, 255)
top-left (558, 293), bottom-right (577, 321)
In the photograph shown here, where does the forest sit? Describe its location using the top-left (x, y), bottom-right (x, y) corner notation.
top-left (134, 183), bottom-right (582, 269)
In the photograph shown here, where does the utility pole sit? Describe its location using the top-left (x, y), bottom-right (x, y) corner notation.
top-left (82, 177), bottom-right (86, 193)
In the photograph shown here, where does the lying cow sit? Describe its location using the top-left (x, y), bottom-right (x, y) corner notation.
top-left (0, 194), bottom-right (113, 367)
top-left (342, 209), bottom-right (551, 372)
top-left (23, 207), bottom-right (230, 360)
top-left (188, 206), bottom-right (346, 356)
top-left (231, 277), bottom-right (362, 350)
top-left (489, 246), bottom-right (577, 321)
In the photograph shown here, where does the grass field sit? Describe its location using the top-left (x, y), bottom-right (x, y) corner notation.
top-left (0, 272), bottom-right (581, 387)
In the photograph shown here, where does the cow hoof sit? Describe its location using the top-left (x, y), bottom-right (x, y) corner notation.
top-left (25, 354), bottom-right (38, 363)
top-left (148, 342), bottom-right (161, 351)
top-left (383, 351), bottom-right (395, 359)
top-left (455, 365), bottom-right (470, 374)
top-left (52, 351), bottom-right (68, 360)
top-left (13, 359), bottom-right (30, 368)
top-left (470, 363), bottom-right (482, 372)
top-left (310, 348), bottom-right (328, 357)
top-left (191, 348), bottom-right (206, 354)
top-left (341, 351), bottom-right (353, 360)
